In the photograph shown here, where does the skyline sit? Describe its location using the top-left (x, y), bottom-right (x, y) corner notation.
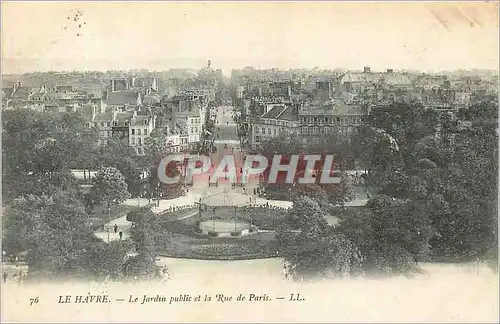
top-left (1, 1), bottom-right (499, 75)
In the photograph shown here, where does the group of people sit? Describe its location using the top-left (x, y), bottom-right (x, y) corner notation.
top-left (106, 224), bottom-right (123, 240)
top-left (3, 270), bottom-right (26, 284)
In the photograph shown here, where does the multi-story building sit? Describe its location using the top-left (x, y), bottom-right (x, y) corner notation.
top-left (236, 85), bottom-right (245, 99)
top-left (297, 100), bottom-right (367, 146)
top-left (89, 109), bottom-right (156, 155)
top-left (164, 91), bottom-right (209, 150)
top-left (127, 112), bottom-right (157, 155)
top-left (250, 104), bottom-right (299, 149)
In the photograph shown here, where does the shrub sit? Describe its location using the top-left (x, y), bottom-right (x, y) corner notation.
top-left (208, 231), bottom-right (219, 237)
top-left (249, 226), bottom-right (257, 233)
top-left (230, 231), bottom-right (242, 237)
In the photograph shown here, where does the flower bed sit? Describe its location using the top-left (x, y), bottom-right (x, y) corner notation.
top-left (187, 241), bottom-right (278, 259)
top-left (157, 231), bottom-right (279, 260)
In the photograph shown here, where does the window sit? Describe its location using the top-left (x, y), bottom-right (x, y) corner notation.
top-left (267, 128), bottom-right (271, 135)
top-left (100, 122), bottom-right (104, 127)
top-left (137, 129), bottom-right (142, 135)
top-left (144, 120), bottom-right (148, 125)
top-left (131, 138), bottom-right (136, 145)
top-left (124, 121), bottom-right (129, 126)
top-left (132, 129), bottom-right (135, 135)
top-left (138, 138), bottom-right (142, 146)
top-left (113, 122), bottom-right (118, 126)
top-left (144, 129), bottom-right (148, 135)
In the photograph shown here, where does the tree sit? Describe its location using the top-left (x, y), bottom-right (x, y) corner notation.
top-left (339, 195), bottom-right (435, 276)
top-left (147, 159), bottom-right (185, 200)
top-left (3, 191), bottom-right (92, 278)
top-left (284, 196), bottom-right (330, 232)
top-left (2, 109), bottom-right (98, 204)
top-left (91, 167), bottom-right (130, 219)
top-left (145, 128), bottom-right (169, 163)
top-left (321, 174), bottom-right (356, 207)
top-left (258, 132), bottom-right (303, 159)
top-left (127, 208), bottom-right (169, 279)
top-left (97, 136), bottom-right (145, 198)
top-left (84, 240), bottom-right (133, 281)
top-left (276, 196), bottom-right (363, 280)
top-left (354, 99), bottom-right (498, 263)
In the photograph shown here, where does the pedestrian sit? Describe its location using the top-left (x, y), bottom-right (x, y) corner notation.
top-left (114, 224), bottom-right (118, 233)
top-left (2, 272), bottom-right (7, 283)
top-left (119, 231), bottom-right (123, 240)
top-left (253, 188), bottom-right (257, 195)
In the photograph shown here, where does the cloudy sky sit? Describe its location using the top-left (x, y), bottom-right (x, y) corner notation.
top-left (2, 1), bottom-right (498, 74)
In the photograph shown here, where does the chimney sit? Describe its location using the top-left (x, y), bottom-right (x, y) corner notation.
top-left (111, 80), bottom-right (116, 92)
top-left (315, 81), bottom-right (332, 103)
top-left (386, 69), bottom-right (394, 73)
top-left (363, 66), bottom-right (371, 73)
top-left (92, 104), bottom-right (99, 119)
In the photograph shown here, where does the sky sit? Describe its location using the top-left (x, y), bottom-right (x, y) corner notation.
top-left (1, 1), bottom-right (499, 75)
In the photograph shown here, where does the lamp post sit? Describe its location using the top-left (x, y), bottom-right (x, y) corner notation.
top-left (234, 206), bottom-right (238, 231)
top-left (212, 207), bottom-right (216, 232)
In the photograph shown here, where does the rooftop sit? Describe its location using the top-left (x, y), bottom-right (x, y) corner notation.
top-left (10, 86), bottom-right (35, 99)
top-left (299, 100), bottom-right (365, 115)
top-left (261, 105), bottom-right (296, 121)
top-left (105, 91), bottom-right (140, 106)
